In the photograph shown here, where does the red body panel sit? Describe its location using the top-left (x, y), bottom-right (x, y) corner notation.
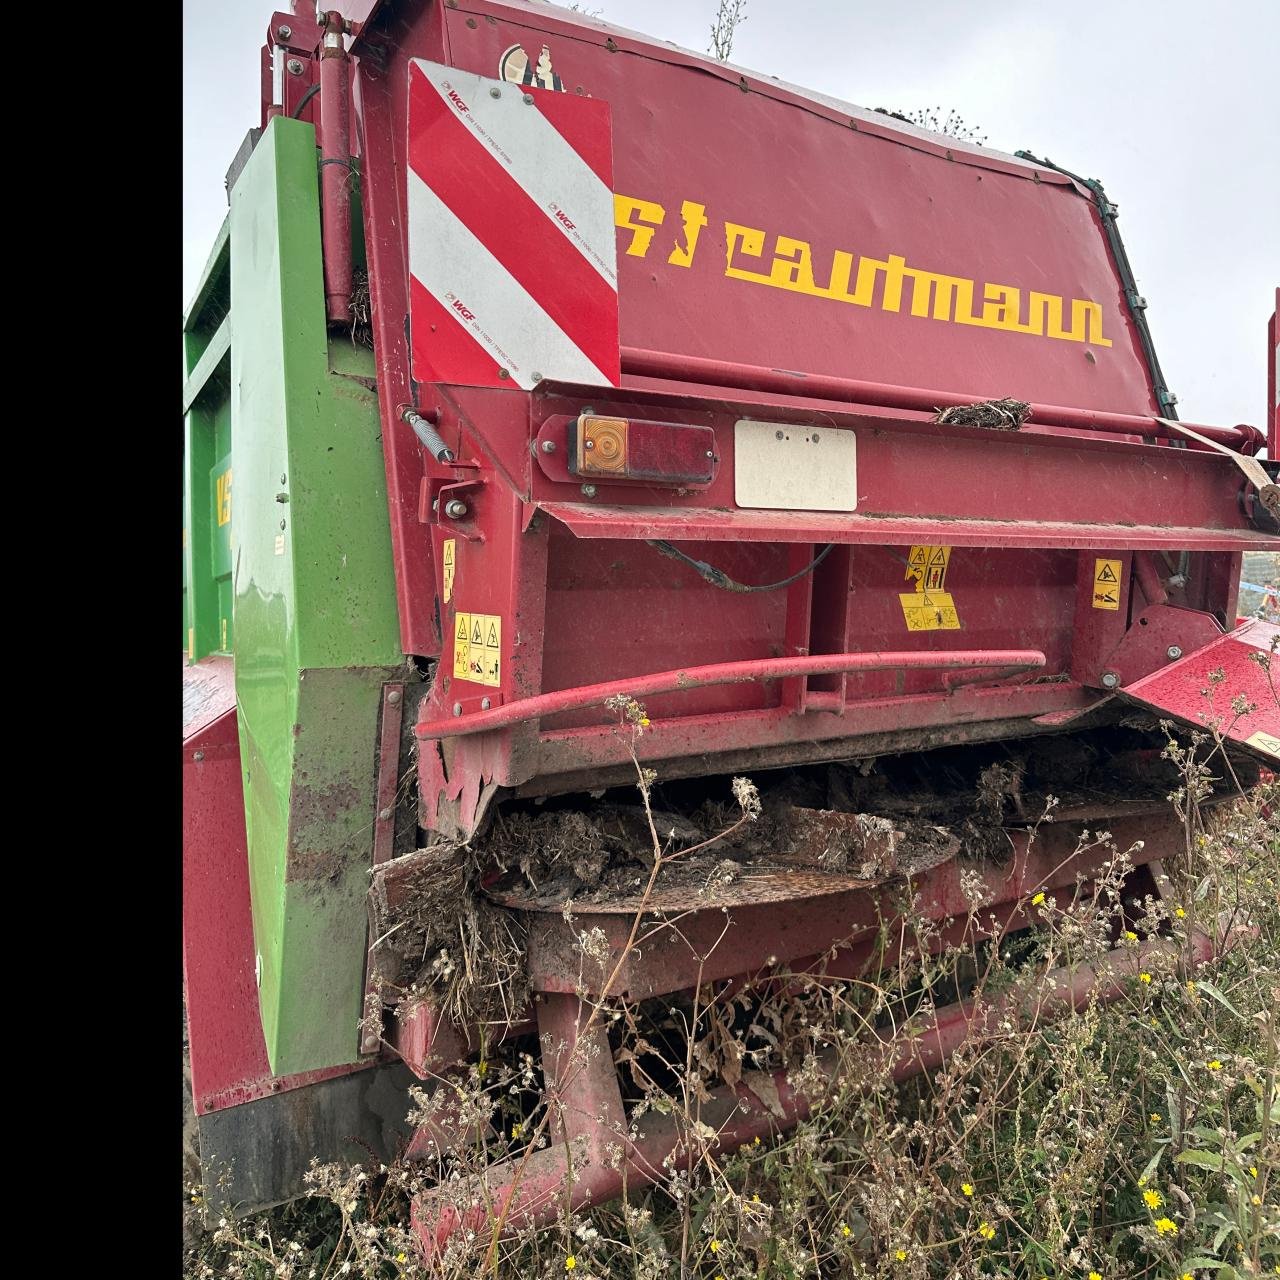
top-left (1119, 619), bottom-right (1280, 755)
top-left (335, 0), bottom-right (1278, 833)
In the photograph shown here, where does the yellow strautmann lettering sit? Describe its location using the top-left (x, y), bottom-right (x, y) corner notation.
top-left (620, 194), bottom-right (1110, 347)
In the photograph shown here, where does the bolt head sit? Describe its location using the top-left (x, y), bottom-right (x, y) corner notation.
top-left (584, 438), bottom-right (596, 450)
top-left (287, 58), bottom-right (304, 74)
top-left (193, 750), bottom-right (205, 762)
top-left (1100, 671), bottom-right (1120, 689)
top-left (541, 440), bottom-right (557, 453)
top-left (444, 499), bottom-right (469, 519)
top-left (1166, 645), bottom-right (1183, 661)
top-left (386, 689), bottom-right (402, 705)
top-left (277, 24), bottom-right (292, 38)
top-left (489, 86), bottom-right (501, 98)
top-left (452, 702), bottom-right (463, 717)
top-left (581, 483), bottom-right (597, 498)
top-left (481, 697), bottom-right (491, 710)
top-left (530, 371), bottom-right (543, 384)
top-left (523, 93), bottom-right (534, 104)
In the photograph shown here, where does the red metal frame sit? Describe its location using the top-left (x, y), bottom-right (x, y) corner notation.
top-left (410, 805), bottom-right (1215, 1249)
top-left (621, 347), bottom-right (1263, 451)
top-left (417, 648), bottom-right (1045, 739)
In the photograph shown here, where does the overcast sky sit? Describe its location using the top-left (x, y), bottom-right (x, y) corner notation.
top-left (184, 0), bottom-right (1278, 431)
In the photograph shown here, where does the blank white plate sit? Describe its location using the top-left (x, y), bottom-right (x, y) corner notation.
top-left (734, 420), bottom-right (858, 511)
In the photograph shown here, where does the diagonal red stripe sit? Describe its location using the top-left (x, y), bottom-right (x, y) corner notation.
top-left (410, 275), bottom-right (508, 389)
top-left (525, 83), bottom-right (614, 189)
top-left (408, 69), bottom-right (619, 383)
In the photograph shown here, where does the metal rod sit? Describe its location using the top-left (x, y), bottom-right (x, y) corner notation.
top-left (403, 408), bottom-right (456, 463)
top-left (318, 13), bottom-right (352, 325)
top-left (620, 347), bottom-right (1264, 451)
top-left (413, 930), bottom-right (1215, 1252)
top-left (416, 649), bottom-right (1047, 739)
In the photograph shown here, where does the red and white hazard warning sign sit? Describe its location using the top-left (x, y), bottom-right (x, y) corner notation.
top-left (406, 59), bottom-right (620, 390)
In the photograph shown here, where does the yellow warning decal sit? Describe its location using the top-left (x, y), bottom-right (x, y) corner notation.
top-left (452, 611), bottom-right (502, 687)
top-left (900, 546), bottom-right (960, 630)
top-left (442, 539), bottom-right (456, 604)
top-left (1244, 730), bottom-right (1280, 760)
top-left (1092, 558), bottom-right (1122, 610)
top-left (901, 591), bottom-right (961, 631)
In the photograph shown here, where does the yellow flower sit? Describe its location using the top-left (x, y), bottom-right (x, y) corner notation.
top-left (1253, 1195), bottom-right (1262, 1206)
top-left (1143, 1188), bottom-right (1162, 1209)
top-left (977, 1222), bottom-right (996, 1241)
top-left (1150, 1112), bottom-right (1161, 1123)
top-left (841, 1224), bottom-right (852, 1237)
top-left (565, 1258), bottom-right (577, 1272)
top-left (1186, 981), bottom-right (1197, 994)
top-left (751, 1194), bottom-right (760, 1203)
top-left (1032, 892), bottom-right (1046, 906)
top-left (1089, 1272), bottom-right (1103, 1280)
top-left (1139, 972), bottom-right (1152, 984)
top-left (1123, 930), bottom-right (1138, 941)
top-left (753, 1136), bottom-right (760, 1145)
top-left (511, 1123), bottom-right (523, 1138)
top-left (397, 1254), bottom-right (407, 1264)
top-left (1154, 1217), bottom-right (1178, 1236)
top-left (1175, 907), bottom-right (1186, 918)
top-left (896, 1249), bottom-right (908, 1262)
top-left (710, 1240), bottom-right (721, 1254)
top-left (1249, 1166), bottom-right (1258, 1178)
top-left (1207, 1060), bottom-right (1223, 1071)
top-left (639, 717), bottom-right (651, 727)
top-left (961, 1182), bottom-right (974, 1197)
top-left (1138, 1174), bottom-right (1148, 1186)
top-left (1181, 1273), bottom-right (1194, 1280)
top-left (477, 1061), bottom-right (487, 1077)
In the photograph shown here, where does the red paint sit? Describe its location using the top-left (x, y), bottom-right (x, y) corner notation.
top-left (621, 347), bottom-right (1263, 451)
top-left (417, 648), bottom-right (1046, 739)
top-left (319, 14), bottom-right (353, 324)
top-left (1120, 618), bottom-right (1280, 756)
top-left (412, 926), bottom-right (1217, 1250)
top-left (406, 62), bottom-right (620, 385)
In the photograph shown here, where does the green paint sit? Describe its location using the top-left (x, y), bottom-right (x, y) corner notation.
top-left (228, 117), bottom-right (402, 1075)
top-left (184, 218), bottom-right (232, 662)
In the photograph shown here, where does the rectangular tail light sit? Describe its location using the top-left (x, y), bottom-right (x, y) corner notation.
top-left (568, 414), bottom-right (716, 485)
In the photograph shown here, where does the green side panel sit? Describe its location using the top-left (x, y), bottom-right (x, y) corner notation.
top-left (184, 219), bottom-right (232, 663)
top-left (229, 117), bottom-right (402, 1076)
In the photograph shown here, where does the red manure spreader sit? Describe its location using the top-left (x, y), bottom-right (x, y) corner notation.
top-left (182, 0), bottom-right (1280, 1248)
